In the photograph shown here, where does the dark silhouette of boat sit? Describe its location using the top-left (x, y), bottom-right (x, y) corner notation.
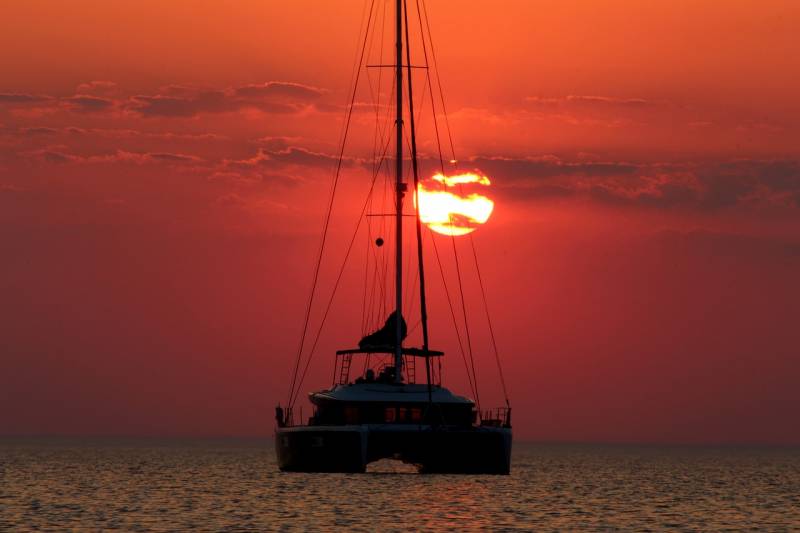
top-left (275, 0), bottom-right (511, 474)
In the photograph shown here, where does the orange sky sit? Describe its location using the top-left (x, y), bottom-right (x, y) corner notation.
top-left (1, 1), bottom-right (799, 443)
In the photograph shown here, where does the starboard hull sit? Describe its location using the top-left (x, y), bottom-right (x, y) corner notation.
top-left (275, 425), bottom-right (511, 474)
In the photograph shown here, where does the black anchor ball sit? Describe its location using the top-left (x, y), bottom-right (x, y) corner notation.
top-left (375, 237), bottom-right (384, 247)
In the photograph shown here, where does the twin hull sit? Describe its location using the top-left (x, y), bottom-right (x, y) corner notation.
top-left (275, 424), bottom-right (512, 474)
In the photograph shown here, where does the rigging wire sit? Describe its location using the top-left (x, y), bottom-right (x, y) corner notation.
top-left (449, 232), bottom-right (482, 413)
top-left (420, 0), bottom-right (511, 408)
top-left (404, 0), bottom-right (433, 395)
top-left (287, 0), bottom-right (376, 408)
top-left (428, 229), bottom-right (476, 400)
top-left (361, 211), bottom-right (372, 335)
top-left (470, 240), bottom-right (511, 407)
top-left (291, 132), bottom-right (396, 408)
top-left (419, 0), bottom-right (456, 163)
top-left (368, 81), bottom-right (395, 334)
top-left (363, 0), bottom-right (388, 335)
top-left (415, 0), bottom-right (481, 414)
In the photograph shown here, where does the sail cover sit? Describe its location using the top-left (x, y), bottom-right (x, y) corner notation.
top-left (358, 311), bottom-right (407, 349)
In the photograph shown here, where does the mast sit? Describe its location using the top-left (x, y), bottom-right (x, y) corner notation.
top-left (393, 0), bottom-right (404, 383)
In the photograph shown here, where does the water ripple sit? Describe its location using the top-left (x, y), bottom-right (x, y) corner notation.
top-left (0, 439), bottom-right (798, 531)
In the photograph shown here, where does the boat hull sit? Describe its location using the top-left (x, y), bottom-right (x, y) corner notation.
top-left (275, 425), bottom-right (511, 474)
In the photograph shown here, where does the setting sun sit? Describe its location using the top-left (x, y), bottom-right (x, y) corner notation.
top-left (416, 172), bottom-right (495, 236)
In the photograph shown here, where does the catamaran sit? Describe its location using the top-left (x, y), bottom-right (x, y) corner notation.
top-left (275, 0), bottom-right (512, 474)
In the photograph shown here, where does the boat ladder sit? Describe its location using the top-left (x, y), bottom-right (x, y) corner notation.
top-left (338, 353), bottom-right (353, 384)
top-left (405, 355), bottom-right (416, 383)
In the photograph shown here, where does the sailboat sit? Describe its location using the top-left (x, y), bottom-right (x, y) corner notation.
top-left (275, 0), bottom-right (512, 474)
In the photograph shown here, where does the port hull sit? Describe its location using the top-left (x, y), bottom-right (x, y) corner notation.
top-left (275, 425), bottom-right (511, 474)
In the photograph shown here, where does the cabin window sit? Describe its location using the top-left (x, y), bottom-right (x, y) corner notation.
top-left (410, 408), bottom-right (422, 422)
top-left (344, 407), bottom-right (359, 424)
top-left (384, 407), bottom-right (396, 423)
top-left (398, 407), bottom-right (408, 422)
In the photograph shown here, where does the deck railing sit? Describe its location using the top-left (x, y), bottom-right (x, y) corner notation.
top-left (479, 407), bottom-right (512, 428)
top-left (277, 405), bottom-right (511, 429)
top-left (276, 405), bottom-right (317, 428)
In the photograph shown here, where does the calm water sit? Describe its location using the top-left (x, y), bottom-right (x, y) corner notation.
top-left (1, 439), bottom-right (798, 531)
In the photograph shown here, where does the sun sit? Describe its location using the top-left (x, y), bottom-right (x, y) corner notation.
top-left (415, 172), bottom-right (494, 236)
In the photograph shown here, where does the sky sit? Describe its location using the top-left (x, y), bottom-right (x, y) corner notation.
top-left (1, 0), bottom-right (799, 443)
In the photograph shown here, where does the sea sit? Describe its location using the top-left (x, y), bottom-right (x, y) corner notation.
top-left (1, 438), bottom-right (798, 531)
